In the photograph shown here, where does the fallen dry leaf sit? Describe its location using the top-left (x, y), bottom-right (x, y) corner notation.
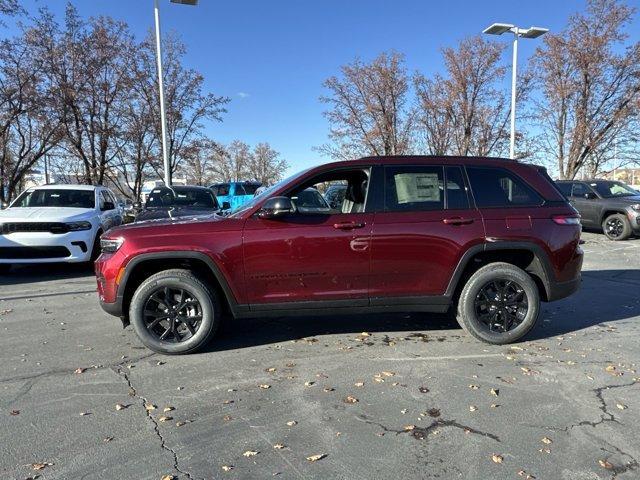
top-left (605, 365), bottom-right (616, 372)
top-left (158, 416), bottom-right (172, 422)
top-left (426, 408), bottom-right (441, 418)
top-left (258, 384), bottom-right (271, 389)
top-left (32, 462), bottom-right (54, 470)
top-left (418, 386), bottom-right (429, 393)
top-left (243, 450), bottom-right (259, 457)
top-left (469, 384), bottom-right (479, 390)
top-left (306, 454), bottom-right (327, 462)
top-left (616, 403), bottom-right (627, 410)
top-left (404, 424), bottom-right (416, 431)
top-left (161, 475), bottom-right (175, 480)
top-left (491, 454), bottom-right (504, 464)
top-left (344, 395), bottom-right (359, 404)
top-left (103, 437), bottom-right (114, 442)
top-left (265, 367), bottom-right (277, 372)
top-left (286, 420), bottom-right (297, 426)
top-left (79, 412), bottom-right (90, 416)
top-left (10, 410), bottom-right (19, 416)
top-left (74, 368), bottom-right (86, 374)
top-left (176, 421), bottom-right (186, 427)
top-left (115, 403), bottom-right (126, 411)
top-left (354, 381), bottom-right (364, 387)
top-left (490, 388), bottom-right (499, 396)
top-left (381, 371), bottom-right (395, 377)
top-left (304, 381), bottom-right (315, 387)
top-left (323, 387), bottom-right (335, 392)
top-left (223, 415), bottom-right (233, 421)
top-left (273, 443), bottom-right (286, 449)
top-left (598, 459), bottom-right (614, 469)
top-left (490, 404), bottom-right (500, 408)
top-left (360, 332), bottom-right (371, 337)
top-left (145, 403), bottom-right (156, 411)
top-left (469, 405), bottom-right (478, 412)
top-left (541, 437), bottom-right (552, 445)
top-left (163, 406), bottom-right (175, 412)
top-left (221, 465), bottom-right (234, 472)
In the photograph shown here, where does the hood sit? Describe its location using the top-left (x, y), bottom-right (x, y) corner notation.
top-left (0, 207), bottom-right (95, 222)
top-left (106, 212), bottom-right (233, 239)
top-left (604, 195), bottom-right (640, 206)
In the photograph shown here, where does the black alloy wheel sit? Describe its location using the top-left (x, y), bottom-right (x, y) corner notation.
top-left (143, 286), bottom-right (203, 343)
top-left (473, 279), bottom-right (529, 333)
top-left (605, 217), bottom-right (624, 239)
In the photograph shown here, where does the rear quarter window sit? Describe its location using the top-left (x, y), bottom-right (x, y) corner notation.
top-left (467, 167), bottom-right (543, 208)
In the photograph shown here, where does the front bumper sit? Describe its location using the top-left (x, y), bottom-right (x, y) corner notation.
top-left (0, 230), bottom-right (96, 264)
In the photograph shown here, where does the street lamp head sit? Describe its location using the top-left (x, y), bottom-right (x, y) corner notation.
top-left (170, 0), bottom-right (199, 5)
top-left (520, 27), bottom-right (549, 39)
top-left (483, 23), bottom-right (515, 35)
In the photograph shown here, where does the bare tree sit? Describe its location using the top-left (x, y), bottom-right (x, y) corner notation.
top-left (181, 138), bottom-right (221, 186)
top-left (209, 140), bottom-right (252, 182)
top-left (414, 36), bottom-right (522, 158)
top-left (0, 35), bottom-right (61, 202)
top-left (136, 32), bottom-right (229, 179)
top-left (532, 0), bottom-right (640, 179)
top-left (30, 5), bottom-right (135, 185)
top-left (318, 51), bottom-right (414, 160)
top-left (0, 0), bottom-right (23, 24)
top-left (248, 143), bottom-right (288, 184)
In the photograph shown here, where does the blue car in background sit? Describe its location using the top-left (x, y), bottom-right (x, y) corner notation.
top-left (210, 181), bottom-right (262, 211)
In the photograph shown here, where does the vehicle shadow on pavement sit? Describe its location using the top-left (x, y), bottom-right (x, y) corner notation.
top-left (527, 268), bottom-right (640, 340)
top-left (0, 263), bottom-right (95, 287)
top-left (203, 268), bottom-right (640, 352)
top-left (203, 312), bottom-right (460, 353)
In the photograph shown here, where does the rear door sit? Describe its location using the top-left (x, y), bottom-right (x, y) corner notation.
top-left (569, 182), bottom-right (599, 226)
top-left (369, 164), bottom-right (484, 300)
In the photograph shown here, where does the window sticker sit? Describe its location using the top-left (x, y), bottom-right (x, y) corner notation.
top-left (395, 173), bottom-right (440, 204)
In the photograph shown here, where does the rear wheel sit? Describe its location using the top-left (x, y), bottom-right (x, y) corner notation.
top-left (456, 262), bottom-right (540, 345)
top-left (602, 213), bottom-right (631, 241)
top-left (129, 269), bottom-right (220, 354)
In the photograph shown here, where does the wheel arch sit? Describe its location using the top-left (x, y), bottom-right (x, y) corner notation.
top-left (600, 209), bottom-right (628, 224)
top-left (119, 252), bottom-right (243, 325)
top-left (446, 242), bottom-right (554, 303)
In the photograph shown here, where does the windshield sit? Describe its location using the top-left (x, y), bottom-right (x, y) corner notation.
top-left (12, 189), bottom-right (95, 209)
top-left (590, 181), bottom-right (638, 198)
top-left (147, 187), bottom-right (218, 209)
top-left (228, 169), bottom-right (310, 217)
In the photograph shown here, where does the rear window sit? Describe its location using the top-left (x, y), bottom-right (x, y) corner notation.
top-left (147, 188), bottom-right (217, 208)
top-left (467, 167), bottom-right (543, 208)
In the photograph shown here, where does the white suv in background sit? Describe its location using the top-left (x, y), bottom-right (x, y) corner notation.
top-left (0, 185), bottom-right (122, 270)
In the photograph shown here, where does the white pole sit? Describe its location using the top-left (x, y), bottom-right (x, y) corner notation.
top-left (154, 0), bottom-right (171, 186)
top-left (509, 28), bottom-right (519, 160)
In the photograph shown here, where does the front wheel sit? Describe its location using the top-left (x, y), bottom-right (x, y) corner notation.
top-left (129, 269), bottom-right (220, 354)
top-left (602, 213), bottom-right (631, 241)
top-left (456, 262), bottom-right (540, 345)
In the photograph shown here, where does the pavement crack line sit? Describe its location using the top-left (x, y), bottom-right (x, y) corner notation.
top-left (355, 413), bottom-right (500, 442)
top-left (113, 364), bottom-right (200, 480)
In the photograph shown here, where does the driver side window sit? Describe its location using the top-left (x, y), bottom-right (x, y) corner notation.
top-left (287, 168), bottom-right (370, 215)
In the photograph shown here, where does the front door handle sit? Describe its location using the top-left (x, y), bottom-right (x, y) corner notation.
top-left (443, 217), bottom-right (474, 226)
top-left (333, 221), bottom-right (366, 230)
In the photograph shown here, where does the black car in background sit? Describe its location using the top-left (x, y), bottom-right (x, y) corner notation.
top-left (555, 179), bottom-right (640, 240)
top-left (134, 186), bottom-right (221, 222)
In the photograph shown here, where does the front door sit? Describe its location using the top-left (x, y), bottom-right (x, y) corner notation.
top-left (242, 167), bottom-right (373, 308)
top-left (369, 164), bottom-right (485, 300)
top-left (569, 182), bottom-right (599, 226)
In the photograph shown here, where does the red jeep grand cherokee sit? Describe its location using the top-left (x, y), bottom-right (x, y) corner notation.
top-left (96, 156), bottom-right (583, 354)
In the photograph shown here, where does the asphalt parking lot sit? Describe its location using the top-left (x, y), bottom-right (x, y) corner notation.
top-left (1, 231), bottom-right (639, 480)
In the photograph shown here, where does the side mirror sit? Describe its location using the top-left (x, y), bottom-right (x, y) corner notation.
top-left (584, 192), bottom-right (597, 200)
top-left (221, 201), bottom-right (231, 210)
top-left (102, 201), bottom-right (115, 211)
top-left (257, 196), bottom-right (295, 219)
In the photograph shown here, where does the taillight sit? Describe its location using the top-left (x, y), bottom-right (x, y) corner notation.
top-left (552, 215), bottom-right (581, 225)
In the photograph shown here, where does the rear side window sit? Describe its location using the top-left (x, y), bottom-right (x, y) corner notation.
top-left (467, 167), bottom-right (543, 207)
top-left (385, 166), bottom-right (444, 211)
top-left (571, 183), bottom-right (590, 197)
top-left (445, 167), bottom-right (469, 209)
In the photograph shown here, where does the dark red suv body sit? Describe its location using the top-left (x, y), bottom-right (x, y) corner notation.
top-left (96, 156), bottom-right (583, 354)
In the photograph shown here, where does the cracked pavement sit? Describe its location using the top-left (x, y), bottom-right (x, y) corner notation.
top-left (0, 232), bottom-right (639, 480)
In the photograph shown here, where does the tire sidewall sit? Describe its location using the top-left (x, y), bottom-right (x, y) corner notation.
top-left (459, 265), bottom-right (540, 344)
top-left (130, 274), bottom-right (217, 354)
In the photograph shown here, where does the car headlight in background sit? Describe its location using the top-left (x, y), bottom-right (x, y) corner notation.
top-left (100, 237), bottom-right (124, 253)
top-left (65, 221), bottom-right (93, 231)
top-left (630, 204), bottom-right (640, 212)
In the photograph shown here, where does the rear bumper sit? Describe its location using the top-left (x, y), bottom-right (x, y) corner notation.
top-left (546, 274), bottom-right (581, 302)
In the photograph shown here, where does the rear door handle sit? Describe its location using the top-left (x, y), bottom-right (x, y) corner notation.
top-left (334, 221), bottom-right (366, 230)
top-left (443, 217), bottom-right (474, 226)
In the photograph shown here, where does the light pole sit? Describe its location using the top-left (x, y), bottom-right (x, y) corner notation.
top-left (154, 0), bottom-right (199, 186)
top-left (483, 23), bottom-right (548, 159)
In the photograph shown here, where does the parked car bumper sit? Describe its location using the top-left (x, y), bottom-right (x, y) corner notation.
top-left (0, 230), bottom-right (96, 264)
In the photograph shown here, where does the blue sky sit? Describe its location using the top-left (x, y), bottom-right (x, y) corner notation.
top-left (5, 0), bottom-right (640, 174)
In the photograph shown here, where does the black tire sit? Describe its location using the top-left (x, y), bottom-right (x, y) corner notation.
top-left (456, 262), bottom-right (540, 345)
top-left (602, 213), bottom-right (631, 241)
top-left (129, 268), bottom-right (220, 355)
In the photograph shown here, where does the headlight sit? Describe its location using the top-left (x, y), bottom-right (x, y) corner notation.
top-left (100, 237), bottom-right (124, 253)
top-left (631, 204), bottom-right (640, 212)
top-left (66, 221), bottom-right (92, 231)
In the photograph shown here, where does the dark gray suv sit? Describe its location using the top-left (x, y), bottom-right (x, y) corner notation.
top-left (556, 180), bottom-right (640, 240)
